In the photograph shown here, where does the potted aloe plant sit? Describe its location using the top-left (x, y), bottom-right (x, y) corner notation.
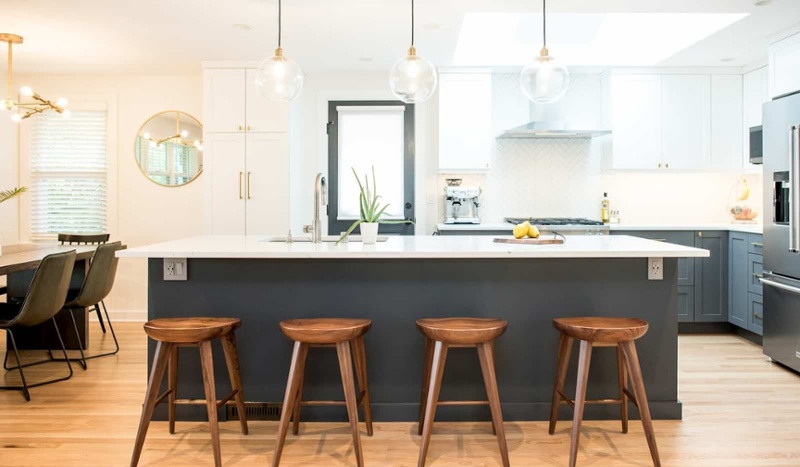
top-left (338, 167), bottom-right (412, 245)
top-left (0, 187), bottom-right (27, 256)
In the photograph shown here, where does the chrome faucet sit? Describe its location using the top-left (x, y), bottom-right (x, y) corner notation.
top-left (303, 173), bottom-right (327, 243)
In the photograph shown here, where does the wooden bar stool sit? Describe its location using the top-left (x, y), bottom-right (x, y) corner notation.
top-left (130, 318), bottom-right (249, 467)
top-left (416, 318), bottom-right (510, 467)
top-left (272, 318), bottom-right (373, 467)
top-left (548, 317), bottom-right (661, 467)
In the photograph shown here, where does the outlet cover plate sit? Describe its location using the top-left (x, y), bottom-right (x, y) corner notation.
top-left (648, 257), bottom-right (663, 281)
top-left (164, 258), bottom-right (188, 281)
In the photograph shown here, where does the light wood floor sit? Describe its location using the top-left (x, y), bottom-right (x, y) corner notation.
top-left (1, 324), bottom-right (800, 466)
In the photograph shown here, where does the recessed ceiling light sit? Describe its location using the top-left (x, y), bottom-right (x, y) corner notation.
top-left (753, 0), bottom-right (771, 6)
top-left (721, 57), bottom-right (736, 62)
top-left (358, 57), bottom-right (374, 62)
top-left (422, 23), bottom-right (442, 31)
top-left (233, 24), bottom-right (252, 31)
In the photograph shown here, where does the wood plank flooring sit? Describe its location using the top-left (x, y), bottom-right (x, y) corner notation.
top-left (1, 324), bottom-right (800, 466)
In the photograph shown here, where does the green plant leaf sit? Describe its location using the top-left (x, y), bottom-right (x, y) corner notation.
top-left (336, 219), bottom-right (363, 244)
top-left (0, 186), bottom-right (27, 205)
top-left (379, 219), bottom-right (415, 225)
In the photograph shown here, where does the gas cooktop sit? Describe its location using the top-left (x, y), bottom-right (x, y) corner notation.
top-left (504, 217), bottom-right (605, 226)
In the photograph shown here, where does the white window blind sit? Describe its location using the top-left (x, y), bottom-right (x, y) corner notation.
top-left (337, 106), bottom-right (405, 220)
top-left (29, 110), bottom-right (108, 239)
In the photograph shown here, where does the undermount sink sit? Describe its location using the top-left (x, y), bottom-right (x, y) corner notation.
top-left (261, 235), bottom-right (390, 243)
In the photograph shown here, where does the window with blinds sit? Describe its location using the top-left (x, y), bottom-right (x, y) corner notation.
top-left (29, 110), bottom-right (108, 239)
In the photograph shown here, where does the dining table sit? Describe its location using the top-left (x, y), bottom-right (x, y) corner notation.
top-left (1, 243), bottom-right (98, 350)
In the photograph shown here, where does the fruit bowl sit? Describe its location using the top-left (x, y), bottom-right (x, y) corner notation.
top-left (730, 206), bottom-right (759, 221)
top-left (728, 178), bottom-right (759, 222)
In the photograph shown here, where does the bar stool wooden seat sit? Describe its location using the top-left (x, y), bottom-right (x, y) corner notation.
top-left (130, 317), bottom-right (249, 467)
top-left (416, 318), bottom-right (510, 467)
top-left (549, 317), bottom-right (660, 467)
top-left (272, 318), bottom-right (373, 467)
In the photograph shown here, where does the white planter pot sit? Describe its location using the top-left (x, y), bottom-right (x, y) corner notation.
top-left (360, 222), bottom-right (379, 245)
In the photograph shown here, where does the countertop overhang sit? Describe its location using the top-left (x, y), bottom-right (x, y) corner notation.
top-left (117, 235), bottom-right (709, 260)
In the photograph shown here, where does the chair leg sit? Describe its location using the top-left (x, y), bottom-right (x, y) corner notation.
top-left (198, 340), bottom-right (222, 467)
top-left (168, 345), bottom-right (179, 434)
top-left (418, 340), bottom-right (448, 467)
top-left (619, 341), bottom-right (661, 467)
top-left (336, 340), bottom-right (365, 467)
top-left (617, 345), bottom-right (629, 434)
top-left (477, 342), bottom-right (510, 467)
top-left (569, 340), bottom-right (593, 467)
top-left (67, 309), bottom-right (88, 370)
top-left (549, 333), bottom-right (574, 435)
top-left (130, 341), bottom-right (172, 467)
top-left (272, 341), bottom-right (309, 467)
top-left (95, 303), bottom-right (107, 334)
top-left (221, 331), bottom-right (249, 435)
top-left (417, 337), bottom-right (434, 435)
top-left (352, 336), bottom-right (374, 436)
top-left (100, 301), bottom-right (120, 355)
top-left (5, 329), bottom-right (30, 401)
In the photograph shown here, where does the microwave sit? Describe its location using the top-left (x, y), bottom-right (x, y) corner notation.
top-left (749, 125), bottom-right (763, 165)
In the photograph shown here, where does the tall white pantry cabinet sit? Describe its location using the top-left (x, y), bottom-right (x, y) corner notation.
top-left (202, 63), bottom-right (290, 235)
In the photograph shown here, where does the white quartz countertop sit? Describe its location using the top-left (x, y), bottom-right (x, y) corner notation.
top-left (117, 235), bottom-right (709, 259)
top-left (436, 223), bottom-right (763, 235)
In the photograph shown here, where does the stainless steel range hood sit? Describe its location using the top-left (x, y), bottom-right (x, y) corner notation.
top-left (498, 122), bottom-right (611, 139)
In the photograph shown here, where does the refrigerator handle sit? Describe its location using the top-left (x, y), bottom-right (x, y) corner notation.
top-left (792, 125), bottom-right (799, 253)
top-left (761, 276), bottom-right (800, 295)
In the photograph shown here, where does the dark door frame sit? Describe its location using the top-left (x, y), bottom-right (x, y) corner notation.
top-left (327, 100), bottom-right (415, 235)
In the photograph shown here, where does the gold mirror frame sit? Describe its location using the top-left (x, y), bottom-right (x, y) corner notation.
top-left (134, 110), bottom-right (203, 187)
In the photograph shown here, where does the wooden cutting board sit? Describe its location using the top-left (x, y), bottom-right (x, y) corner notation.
top-left (493, 237), bottom-right (566, 245)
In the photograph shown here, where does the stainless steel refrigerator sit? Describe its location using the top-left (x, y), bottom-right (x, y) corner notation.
top-left (763, 91), bottom-right (800, 373)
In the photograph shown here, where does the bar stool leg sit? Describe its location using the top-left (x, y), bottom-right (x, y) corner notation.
top-left (221, 332), bottom-right (249, 435)
top-left (292, 370), bottom-right (304, 436)
top-left (198, 340), bottom-right (222, 467)
top-left (417, 337), bottom-right (434, 435)
top-left (352, 336), bottom-right (374, 436)
top-left (617, 345), bottom-right (629, 434)
top-left (619, 341), bottom-right (661, 467)
top-left (336, 340), bottom-right (365, 467)
top-left (168, 346), bottom-right (179, 434)
top-left (569, 340), bottom-right (593, 467)
top-left (130, 341), bottom-right (172, 467)
top-left (549, 333), bottom-right (574, 434)
top-left (477, 342), bottom-right (510, 467)
top-left (418, 340), bottom-right (448, 467)
top-left (272, 341), bottom-right (309, 467)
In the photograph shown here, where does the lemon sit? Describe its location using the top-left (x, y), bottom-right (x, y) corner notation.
top-left (513, 223), bottom-right (528, 239)
top-left (527, 225), bottom-right (540, 239)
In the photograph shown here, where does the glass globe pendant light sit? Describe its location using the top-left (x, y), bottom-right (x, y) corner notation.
top-left (389, 0), bottom-right (438, 103)
top-left (520, 0), bottom-right (570, 104)
top-left (255, 0), bottom-right (304, 102)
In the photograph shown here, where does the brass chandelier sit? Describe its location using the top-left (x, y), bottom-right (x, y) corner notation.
top-left (1, 33), bottom-right (70, 122)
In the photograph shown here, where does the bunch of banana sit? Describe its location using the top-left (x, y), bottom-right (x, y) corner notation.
top-left (513, 221), bottom-right (540, 239)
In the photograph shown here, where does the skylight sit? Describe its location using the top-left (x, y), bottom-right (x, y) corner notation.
top-left (454, 13), bottom-right (749, 67)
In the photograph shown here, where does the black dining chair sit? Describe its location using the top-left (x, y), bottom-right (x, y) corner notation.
top-left (58, 233), bottom-right (111, 334)
top-left (57, 242), bottom-right (122, 368)
top-left (0, 250), bottom-right (76, 401)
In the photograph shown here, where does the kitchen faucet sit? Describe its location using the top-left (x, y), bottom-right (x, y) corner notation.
top-left (303, 173), bottom-right (327, 243)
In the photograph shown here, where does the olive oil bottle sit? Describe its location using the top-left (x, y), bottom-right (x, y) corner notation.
top-left (601, 193), bottom-right (610, 224)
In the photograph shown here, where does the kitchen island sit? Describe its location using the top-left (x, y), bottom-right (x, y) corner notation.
top-left (118, 235), bottom-right (708, 422)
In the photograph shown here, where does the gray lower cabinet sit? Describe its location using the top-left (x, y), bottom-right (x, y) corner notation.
top-left (694, 231), bottom-right (729, 322)
top-left (728, 231), bottom-right (764, 335)
top-left (728, 232), bottom-right (749, 328)
top-left (678, 286), bottom-right (696, 323)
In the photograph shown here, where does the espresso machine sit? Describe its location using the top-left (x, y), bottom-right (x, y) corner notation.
top-left (444, 186), bottom-right (481, 224)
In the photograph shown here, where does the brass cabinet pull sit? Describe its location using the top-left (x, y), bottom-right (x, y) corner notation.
top-left (239, 172), bottom-right (243, 199)
top-left (666, 163), bottom-right (670, 168)
top-left (658, 163), bottom-right (662, 168)
top-left (247, 125), bottom-right (252, 131)
top-left (753, 273), bottom-right (764, 279)
top-left (247, 172), bottom-right (252, 199)
top-left (751, 242), bottom-right (763, 247)
top-left (753, 312), bottom-right (763, 320)
top-left (698, 232), bottom-right (703, 237)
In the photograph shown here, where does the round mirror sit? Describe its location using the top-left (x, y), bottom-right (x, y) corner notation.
top-left (135, 111), bottom-right (203, 186)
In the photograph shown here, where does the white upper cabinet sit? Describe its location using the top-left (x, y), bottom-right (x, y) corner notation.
top-left (610, 74), bottom-right (662, 170)
top-left (743, 67), bottom-right (769, 170)
top-left (710, 75), bottom-right (743, 171)
top-left (769, 31), bottom-right (800, 99)
top-left (204, 69), bottom-right (246, 133)
top-left (438, 73), bottom-right (492, 172)
top-left (245, 69), bottom-right (289, 133)
top-left (661, 75), bottom-right (711, 170)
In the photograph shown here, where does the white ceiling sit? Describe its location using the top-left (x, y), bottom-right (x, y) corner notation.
top-left (1, 0), bottom-right (799, 75)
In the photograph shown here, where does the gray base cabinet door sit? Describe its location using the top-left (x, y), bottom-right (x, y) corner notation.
top-left (749, 293), bottom-right (764, 335)
top-left (678, 286), bottom-right (696, 322)
top-left (728, 232), bottom-right (749, 327)
top-left (694, 231), bottom-right (729, 322)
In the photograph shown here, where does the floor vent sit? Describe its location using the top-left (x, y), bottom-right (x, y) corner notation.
top-left (227, 402), bottom-right (282, 421)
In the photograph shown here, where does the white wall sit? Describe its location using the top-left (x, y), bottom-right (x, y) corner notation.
top-left (8, 74), bottom-right (203, 319)
top-left (0, 72), bottom-right (20, 248)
